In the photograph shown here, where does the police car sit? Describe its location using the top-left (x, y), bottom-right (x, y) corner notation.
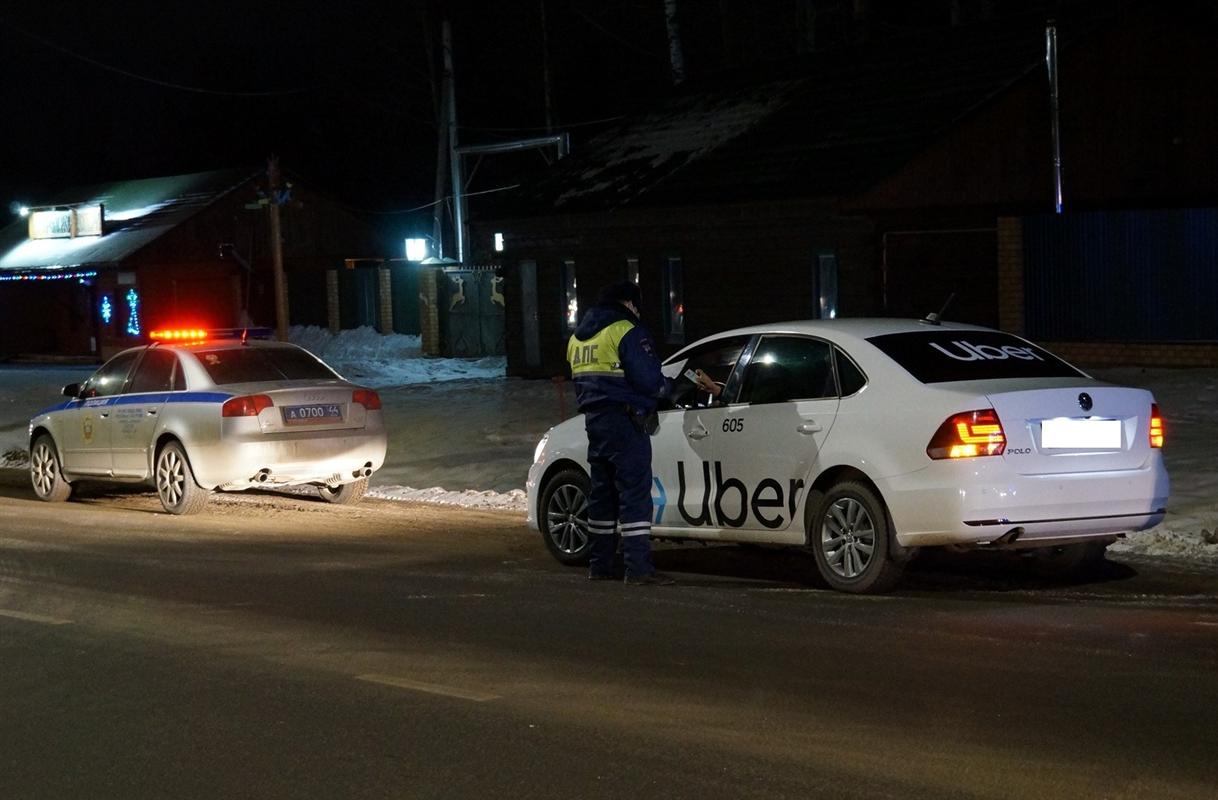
top-left (527, 319), bottom-right (1170, 593)
top-left (28, 329), bottom-right (387, 515)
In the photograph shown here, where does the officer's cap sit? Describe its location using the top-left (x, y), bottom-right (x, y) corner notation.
top-left (597, 279), bottom-right (641, 308)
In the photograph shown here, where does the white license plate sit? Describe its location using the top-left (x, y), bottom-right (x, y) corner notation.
top-left (1040, 418), bottom-right (1121, 449)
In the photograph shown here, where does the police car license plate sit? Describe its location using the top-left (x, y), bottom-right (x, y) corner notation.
top-left (282, 403), bottom-right (344, 425)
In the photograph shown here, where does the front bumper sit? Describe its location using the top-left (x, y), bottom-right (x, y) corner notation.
top-left (880, 454), bottom-right (1170, 548)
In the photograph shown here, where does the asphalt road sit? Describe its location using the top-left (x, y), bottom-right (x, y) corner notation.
top-left (0, 470), bottom-right (1215, 800)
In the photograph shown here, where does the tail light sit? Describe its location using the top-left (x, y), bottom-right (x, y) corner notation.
top-left (1149, 403), bottom-right (1164, 448)
top-left (353, 389), bottom-right (381, 411)
top-left (927, 409), bottom-right (1006, 459)
top-left (222, 394), bottom-right (274, 417)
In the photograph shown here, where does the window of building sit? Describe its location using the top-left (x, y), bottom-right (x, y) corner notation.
top-left (815, 253), bottom-right (838, 319)
top-left (626, 257), bottom-right (639, 286)
top-left (662, 256), bottom-right (684, 344)
top-left (562, 259), bottom-right (578, 331)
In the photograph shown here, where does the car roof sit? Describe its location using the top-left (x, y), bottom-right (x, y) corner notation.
top-left (676, 318), bottom-right (996, 353)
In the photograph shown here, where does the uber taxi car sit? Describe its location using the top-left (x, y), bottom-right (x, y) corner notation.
top-left (527, 319), bottom-right (1170, 593)
top-left (28, 329), bottom-right (387, 515)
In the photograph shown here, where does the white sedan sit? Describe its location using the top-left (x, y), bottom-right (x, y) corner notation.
top-left (527, 319), bottom-right (1170, 593)
top-left (28, 330), bottom-right (387, 514)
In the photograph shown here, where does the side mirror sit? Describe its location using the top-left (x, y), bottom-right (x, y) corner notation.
top-left (62, 383), bottom-right (81, 398)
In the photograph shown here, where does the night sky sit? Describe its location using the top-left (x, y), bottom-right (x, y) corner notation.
top-left (0, 0), bottom-right (1077, 234)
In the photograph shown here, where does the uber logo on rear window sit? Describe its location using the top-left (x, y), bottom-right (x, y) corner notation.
top-left (868, 331), bottom-right (1083, 384)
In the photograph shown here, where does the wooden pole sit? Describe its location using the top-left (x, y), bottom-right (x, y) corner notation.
top-left (267, 157), bottom-right (290, 341)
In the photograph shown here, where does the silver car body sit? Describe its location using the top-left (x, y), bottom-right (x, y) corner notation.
top-left (29, 339), bottom-right (387, 491)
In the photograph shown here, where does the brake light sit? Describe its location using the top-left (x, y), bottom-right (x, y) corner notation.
top-left (353, 389), bottom-right (381, 411)
top-left (1149, 403), bottom-right (1164, 448)
top-left (927, 409), bottom-right (1006, 459)
top-left (150, 328), bottom-right (208, 341)
top-left (222, 394), bottom-right (274, 417)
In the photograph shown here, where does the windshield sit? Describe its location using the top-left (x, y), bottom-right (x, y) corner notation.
top-left (195, 347), bottom-right (339, 385)
top-left (866, 330), bottom-right (1084, 384)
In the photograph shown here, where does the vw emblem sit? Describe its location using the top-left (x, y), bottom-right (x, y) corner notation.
top-left (1078, 392), bottom-right (1093, 412)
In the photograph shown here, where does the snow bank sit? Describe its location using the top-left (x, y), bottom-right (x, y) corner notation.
top-left (368, 485), bottom-right (527, 512)
top-left (289, 325), bottom-right (504, 388)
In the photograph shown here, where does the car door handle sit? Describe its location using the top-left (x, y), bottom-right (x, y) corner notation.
top-left (687, 426), bottom-right (710, 440)
top-left (797, 422), bottom-right (821, 434)
top-left (147, 409), bottom-right (158, 416)
top-left (99, 412), bottom-right (110, 419)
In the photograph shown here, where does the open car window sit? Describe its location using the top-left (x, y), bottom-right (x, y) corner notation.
top-left (664, 335), bottom-right (751, 409)
top-left (195, 346), bottom-right (338, 385)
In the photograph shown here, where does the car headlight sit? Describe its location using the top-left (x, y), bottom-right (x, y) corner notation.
top-left (533, 432), bottom-right (550, 464)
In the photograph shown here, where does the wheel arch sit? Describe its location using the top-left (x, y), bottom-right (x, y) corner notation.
top-left (29, 425), bottom-right (56, 451)
top-left (536, 458), bottom-right (587, 517)
top-left (803, 465), bottom-right (886, 544)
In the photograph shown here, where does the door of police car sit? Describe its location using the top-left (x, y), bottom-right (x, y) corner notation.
top-left (58, 349), bottom-right (141, 475)
top-left (713, 335), bottom-right (840, 542)
top-left (110, 348), bottom-right (177, 478)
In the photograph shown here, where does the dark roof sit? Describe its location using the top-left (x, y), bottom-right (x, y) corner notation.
top-left (491, 17), bottom-right (1057, 218)
top-left (0, 168), bottom-right (256, 272)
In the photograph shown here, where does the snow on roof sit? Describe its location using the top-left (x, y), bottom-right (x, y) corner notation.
top-left (0, 168), bottom-right (256, 272)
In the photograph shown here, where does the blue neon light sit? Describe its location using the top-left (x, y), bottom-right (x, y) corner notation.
top-left (100, 295), bottom-right (112, 324)
top-left (125, 288), bottom-right (141, 336)
top-left (0, 270), bottom-right (98, 282)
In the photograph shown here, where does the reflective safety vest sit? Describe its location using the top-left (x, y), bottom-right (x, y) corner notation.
top-left (567, 319), bottom-right (635, 379)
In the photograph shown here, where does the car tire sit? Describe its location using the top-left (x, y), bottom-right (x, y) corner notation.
top-left (29, 434), bottom-right (72, 503)
top-left (318, 478), bottom-right (368, 505)
top-left (539, 468), bottom-right (594, 566)
top-left (809, 481), bottom-right (904, 594)
top-left (1028, 541), bottom-right (1109, 578)
top-left (155, 440), bottom-right (208, 515)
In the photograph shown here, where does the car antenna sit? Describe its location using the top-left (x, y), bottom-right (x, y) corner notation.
top-left (921, 293), bottom-right (956, 326)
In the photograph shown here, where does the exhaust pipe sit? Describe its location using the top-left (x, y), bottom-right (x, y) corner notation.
top-left (353, 462), bottom-right (373, 479)
top-left (253, 468), bottom-right (271, 484)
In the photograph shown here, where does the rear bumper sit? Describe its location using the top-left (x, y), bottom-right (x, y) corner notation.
top-left (188, 428), bottom-right (388, 489)
top-left (880, 454), bottom-right (1170, 548)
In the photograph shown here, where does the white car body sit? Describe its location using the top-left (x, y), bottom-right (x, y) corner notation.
top-left (528, 319), bottom-right (1168, 562)
top-left (28, 337), bottom-right (387, 510)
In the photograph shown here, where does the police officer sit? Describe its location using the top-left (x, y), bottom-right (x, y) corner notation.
top-left (566, 280), bottom-right (715, 585)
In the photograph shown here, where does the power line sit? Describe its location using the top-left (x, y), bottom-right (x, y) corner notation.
top-left (0, 16), bottom-right (325, 97)
top-left (344, 183), bottom-right (522, 216)
top-left (458, 115), bottom-right (626, 133)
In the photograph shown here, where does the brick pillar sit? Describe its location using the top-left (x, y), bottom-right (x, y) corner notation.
top-left (996, 216), bottom-right (1024, 335)
top-left (419, 267), bottom-right (442, 356)
top-left (325, 269), bottom-right (340, 333)
top-left (377, 266), bottom-right (393, 334)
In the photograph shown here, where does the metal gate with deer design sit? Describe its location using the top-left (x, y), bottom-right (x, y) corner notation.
top-left (439, 269), bottom-right (506, 357)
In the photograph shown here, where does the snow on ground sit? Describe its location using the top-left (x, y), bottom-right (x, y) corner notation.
top-left (288, 326), bottom-right (505, 388)
top-left (1, 334), bottom-right (1215, 561)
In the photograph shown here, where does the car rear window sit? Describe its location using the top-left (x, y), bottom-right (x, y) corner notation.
top-left (866, 331), bottom-right (1084, 384)
top-left (195, 347), bottom-right (338, 385)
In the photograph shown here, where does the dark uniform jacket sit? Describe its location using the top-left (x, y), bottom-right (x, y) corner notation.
top-left (567, 304), bottom-right (669, 414)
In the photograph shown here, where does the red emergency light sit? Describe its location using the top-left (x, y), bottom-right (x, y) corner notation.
top-left (149, 328), bottom-right (209, 342)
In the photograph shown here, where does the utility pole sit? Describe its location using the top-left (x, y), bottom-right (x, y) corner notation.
top-left (266, 156), bottom-right (290, 341)
top-left (428, 14), bottom-right (449, 259)
top-left (444, 20), bottom-right (466, 263)
top-left (540, 0), bottom-right (555, 132)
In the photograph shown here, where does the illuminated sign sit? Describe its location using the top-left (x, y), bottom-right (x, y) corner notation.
top-left (27, 205), bottom-right (104, 240)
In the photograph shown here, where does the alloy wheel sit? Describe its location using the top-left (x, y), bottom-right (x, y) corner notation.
top-left (157, 448), bottom-right (186, 507)
top-left (31, 441), bottom-right (57, 497)
top-left (821, 497), bottom-right (876, 579)
top-left (546, 484), bottom-right (589, 555)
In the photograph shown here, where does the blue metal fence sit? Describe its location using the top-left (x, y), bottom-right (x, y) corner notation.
top-left (1024, 209), bottom-right (1218, 341)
